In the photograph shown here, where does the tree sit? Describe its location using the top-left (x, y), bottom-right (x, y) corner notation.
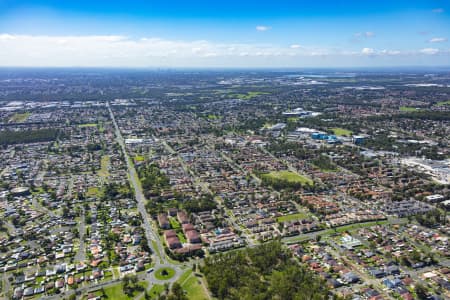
top-left (168, 283), bottom-right (187, 300)
top-left (415, 284), bottom-right (428, 300)
top-left (122, 274), bottom-right (141, 297)
top-left (202, 241), bottom-right (328, 300)
top-left (164, 283), bottom-right (170, 295)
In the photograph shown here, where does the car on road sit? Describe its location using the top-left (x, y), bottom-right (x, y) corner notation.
top-left (147, 268), bottom-right (154, 273)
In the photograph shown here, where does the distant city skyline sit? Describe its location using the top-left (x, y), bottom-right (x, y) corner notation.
top-left (0, 0), bottom-right (449, 67)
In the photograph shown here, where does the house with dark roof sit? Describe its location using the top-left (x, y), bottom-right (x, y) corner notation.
top-left (157, 213), bottom-right (170, 229)
top-left (177, 211), bottom-right (189, 224)
top-left (163, 230), bottom-right (182, 249)
top-left (185, 230), bottom-right (201, 244)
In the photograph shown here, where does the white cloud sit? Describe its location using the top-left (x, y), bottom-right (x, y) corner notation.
top-left (0, 34), bottom-right (317, 66)
top-left (429, 37), bottom-right (447, 43)
top-left (354, 32), bottom-right (375, 39)
top-left (380, 49), bottom-right (401, 55)
top-left (0, 34), bottom-right (448, 67)
top-left (256, 25), bottom-right (271, 32)
top-left (432, 8), bottom-right (444, 13)
top-left (0, 34), bottom-right (17, 41)
top-left (420, 48), bottom-right (440, 55)
top-left (361, 48), bottom-right (375, 55)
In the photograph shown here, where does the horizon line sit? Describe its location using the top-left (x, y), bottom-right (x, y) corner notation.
top-left (1, 65), bottom-right (450, 71)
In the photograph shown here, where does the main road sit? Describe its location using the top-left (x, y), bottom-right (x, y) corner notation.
top-left (39, 104), bottom-right (183, 300)
top-left (107, 103), bottom-right (166, 265)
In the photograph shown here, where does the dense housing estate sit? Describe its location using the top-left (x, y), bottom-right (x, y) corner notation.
top-left (0, 70), bottom-right (449, 299)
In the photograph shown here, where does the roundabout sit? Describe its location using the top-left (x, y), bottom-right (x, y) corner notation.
top-left (154, 267), bottom-right (176, 280)
top-left (147, 264), bottom-right (183, 284)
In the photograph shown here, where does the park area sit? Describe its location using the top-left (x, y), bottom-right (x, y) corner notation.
top-left (91, 281), bottom-right (148, 300)
top-left (261, 171), bottom-right (313, 186)
top-left (437, 100), bottom-right (450, 106)
top-left (277, 212), bottom-right (309, 223)
top-left (399, 106), bottom-right (420, 112)
top-left (230, 91), bottom-right (270, 100)
top-left (330, 127), bottom-right (352, 136)
top-left (177, 270), bottom-right (210, 300)
top-left (9, 112), bottom-right (30, 122)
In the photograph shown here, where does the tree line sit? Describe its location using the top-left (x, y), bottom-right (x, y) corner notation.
top-left (201, 241), bottom-right (329, 300)
top-left (0, 128), bottom-right (60, 146)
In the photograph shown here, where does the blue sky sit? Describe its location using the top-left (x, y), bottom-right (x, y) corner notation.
top-left (0, 0), bottom-right (449, 67)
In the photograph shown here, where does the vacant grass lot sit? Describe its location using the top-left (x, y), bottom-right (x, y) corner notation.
top-left (148, 284), bottom-right (165, 299)
top-left (86, 186), bottom-right (101, 197)
top-left (207, 114), bottom-right (221, 120)
top-left (78, 123), bottom-right (97, 127)
top-left (98, 155), bottom-right (110, 178)
top-left (330, 127), bottom-right (352, 136)
top-left (94, 281), bottom-right (148, 300)
top-left (9, 112), bottom-right (30, 122)
top-left (399, 106), bottom-right (420, 112)
top-left (231, 91), bottom-right (270, 100)
top-left (177, 270), bottom-right (210, 300)
top-left (262, 171), bottom-right (313, 185)
top-left (437, 100), bottom-right (450, 106)
top-left (134, 155), bottom-right (145, 162)
top-left (183, 275), bottom-right (209, 300)
top-left (277, 212), bottom-right (309, 223)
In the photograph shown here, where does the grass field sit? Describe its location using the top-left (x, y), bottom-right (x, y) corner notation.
top-left (169, 217), bottom-right (181, 229)
top-left (78, 123), bottom-right (97, 127)
top-left (333, 220), bottom-right (389, 233)
top-left (400, 106), bottom-right (420, 112)
top-left (177, 232), bottom-right (187, 243)
top-left (330, 127), bottom-right (352, 136)
top-left (134, 155), bottom-right (145, 162)
top-left (9, 112), bottom-right (30, 122)
top-left (177, 270), bottom-right (193, 284)
top-left (178, 270), bottom-right (210, 300)
top-left (277, 212), bottom-right (309, 223)
top-left (262, 171), bottom-right (313, 185)
top-left (183, 275), bottom-right (209, 300)
top-left (231, 91), bottom-right (270, 100)
top-left (112, 267), bottom-right (120, 279)
top-left (207, 114), bottom-right (221, 120)
top-left (148, 284), bottom-right (165, 299)
top-left (98, 155), bottom-right (110, 178)
top-left (86, 186), bottom-right (101, 197)
top-left (283, 220), bottom-right (390, 244)
top-left (154, 267), bottom-right (175, 280)
top-left (311, 163), bottom-right (337, 173)
top-left (437, 100), bottom-right (450, 106)
top-left (95, 281), bottom-right (148, 300)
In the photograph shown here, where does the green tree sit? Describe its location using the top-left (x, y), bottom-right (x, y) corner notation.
top-left (168, 283), bottom-right (187, 300)
top-left (415, 284), bottom-right (428, 300)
